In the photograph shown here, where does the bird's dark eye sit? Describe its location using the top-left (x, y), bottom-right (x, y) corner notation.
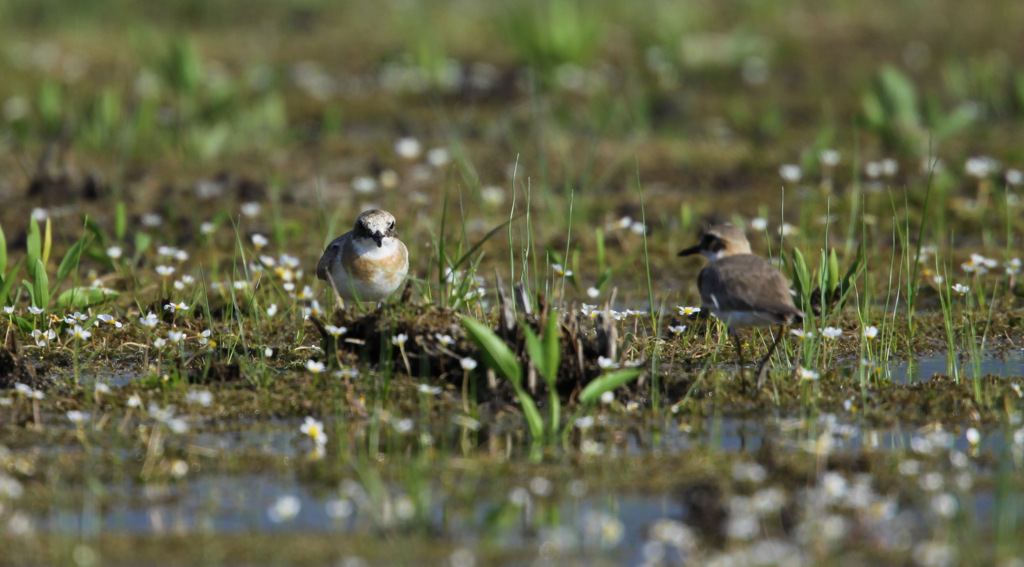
top-left (389, 221), bottom-right (395, 230)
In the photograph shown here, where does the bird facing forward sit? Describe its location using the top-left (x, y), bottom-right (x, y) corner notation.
top-left (316, 209), bottom-right (409, 304)
top-left (677, 224), bottom-right (804, 388)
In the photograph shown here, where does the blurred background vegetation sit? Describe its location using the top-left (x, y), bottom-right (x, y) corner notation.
top-left (1, 0), bottom-right (1023, 280)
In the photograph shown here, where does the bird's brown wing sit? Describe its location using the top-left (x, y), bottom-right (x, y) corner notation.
top-left (316, 231), bottom-right (352, 280)
top-left (697, 255), bottom-right (804, 324)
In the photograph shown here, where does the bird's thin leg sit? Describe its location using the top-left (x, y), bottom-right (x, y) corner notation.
top-left (755, 325), bottom-right (785, 389)
top-left (732, 330), bottom-right (747, 381)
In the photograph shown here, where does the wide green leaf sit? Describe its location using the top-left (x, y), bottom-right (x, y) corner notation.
top-left (26, 218), bottom-right (40, 279)
top-left (33, 259), bottom-right (49, 308)
top-left (516, 390), bottom-right (545, 441)
top-left (461, 316), bottom-right (522, 387)
top-left (0, 260), bottom-right (23, 305)
top-left (56, 235), bottom-right (91, 286)
top-left (0, 221), bottom-right (6, 274)
top-left (522, 324), bottom-right (546, 379)
top-left (55, 287), bottom-right (113, 310)
top-left (580, 368), bottom-right (644, 404)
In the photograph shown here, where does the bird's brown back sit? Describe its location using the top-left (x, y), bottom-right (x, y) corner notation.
top-left (696, 254), bottom-right (804, 325)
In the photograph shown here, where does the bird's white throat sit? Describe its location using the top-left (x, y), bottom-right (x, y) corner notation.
top-left (351, 235), bottom-right (401, 260)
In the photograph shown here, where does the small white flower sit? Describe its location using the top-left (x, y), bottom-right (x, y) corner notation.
top-left (28, 306), bottom-right (44, 315)
top-left (141, 213), bottom-right (163, 227)
top-left (68, 325), bottom-right (92, 340)
top-left (1005, 258), bottom-right (1021, 275)
top-left (173, 250), bottom-right (189, 262)
top-left (586, 286), bottom-right (600, 298)
top-left (2, 306), bottom-right (13, 314)
top-left (300, 416), bottom-right (328, 447)
top-left (395, 137), bottom-right (422, 160)
top-left (163, 302), bottom-right (189, 312)
top-left (197, 329), bottom-right (212, 346)
top-left (965, 156), bottom-right (996, 179)
top-left (821, 327), bottom-right (843, 340)
top-left (668, 325), bottom-right (686, 336)
top-left (460, 357), bottom-right (478, 371)
top-left (392, 333), bottom-right (408, 346)
top-left (1006, 168), bottom-right (1023, 186)
top-left (167, 330), bottom-right (184, 343)
top-left (266, 304), bottom-right (279, 317)
top-left (200, 222), bottom-right (216, 235)
top-left (749, 217), bottom-right (768, 231)
top-left (153, 338), bottom-right (166, 348)
top-left (106, 246), bottom-right (123, 259)
top-left (418, 384), bottom-right (442, 395)
top-left (435, 333), bottom-right (455, 346)
top-left (864, 161), bottom-right (882, 179)
top-left (819, 149), bottom-right (840, 167)
top-left (600, 391), bottom-right (615, 404)
top-left (140, 312), bottom-right (159, 327)
top-left (268, 495), bottom-right (301, 523)
top-left (575, 416), bottom-right (595, 430)
top-left (240, 202), bottom-right (261, 217)
top-left (251, 234), bottom-right (269, 249)
top-left (186, 390), bottom-right (213, 407)
top-left (306, 360), bottom-right (326, 373)
top-left (67, 410), bottom-right (89, 424)
top-left (799, 368), bottom-right (820, 380)
top-left (597, 356), bottom-right (616, 369)
top-left (965, 427), bottom-right (981, 445)
top-left (97, 314), bottom-right (122, 328)
top-left (952, 283), bottom-right (970, 295)
top-left (779, 164), bottom-right (803, 182)
top-left (862, 326), bottom-right (879, 340)
top-left (778, 222), bottom-right (797, 236)
top-left (155, 265), bottom-right (176, 277)
top-left (881, 158), bottom-right (899, 177)
top-left (427, 147), bottom-right (450, 167)
top-left (170, 460), bottom-right (189, 479)
top-left (337, 368), bottom-right (359, 379)
top-left (322, 325), bottom-right (346, 338)
top-left (95, 383), bottom-right (112, 396)
top-left (551, 263), bottom-right (572, 277)
top-left (677, 306), bottom-right (701, 316)
top-left (127, 395), bottom-right (142, 408)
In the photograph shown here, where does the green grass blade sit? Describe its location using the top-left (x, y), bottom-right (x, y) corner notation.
top-left (0, 260), bottom-right (22, 305)
top-left (522, 323), bottom-right (546, 379)
top-left (115, 201), bottom-right (127, 241)
top-left (0, 221), bottom-right (6, 274)
top-left (26, 218), bottom-right (40, 279)
top-left (580, 369), bottom-right (644, 404)
top-left (56, 234), bottom-right (90, 287)
top-left (33, 259), bottom-right (49, 308)
top-left (461, 316), bottom-right (522, 387)
top-left (542, 311), bottom-right (560, 384)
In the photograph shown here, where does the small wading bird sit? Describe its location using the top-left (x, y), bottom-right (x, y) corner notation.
top-left (317, 209), bottom-right (409, 306)
top-left (678, 224), bottom-right (804, 388)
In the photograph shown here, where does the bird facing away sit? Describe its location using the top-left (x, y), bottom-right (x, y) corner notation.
top-left (317, 209), bottom-right (409, 305)
top-left (678, 224), bottom-right (804, 388)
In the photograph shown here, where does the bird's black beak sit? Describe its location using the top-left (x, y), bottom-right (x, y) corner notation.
top-left (677, 245), bottom-right (700, 257)
top-left (372, 231), bottom-right (385, 247)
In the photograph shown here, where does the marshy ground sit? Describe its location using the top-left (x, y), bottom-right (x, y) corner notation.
top-left (2, 1), bottom-right (1024, 565)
